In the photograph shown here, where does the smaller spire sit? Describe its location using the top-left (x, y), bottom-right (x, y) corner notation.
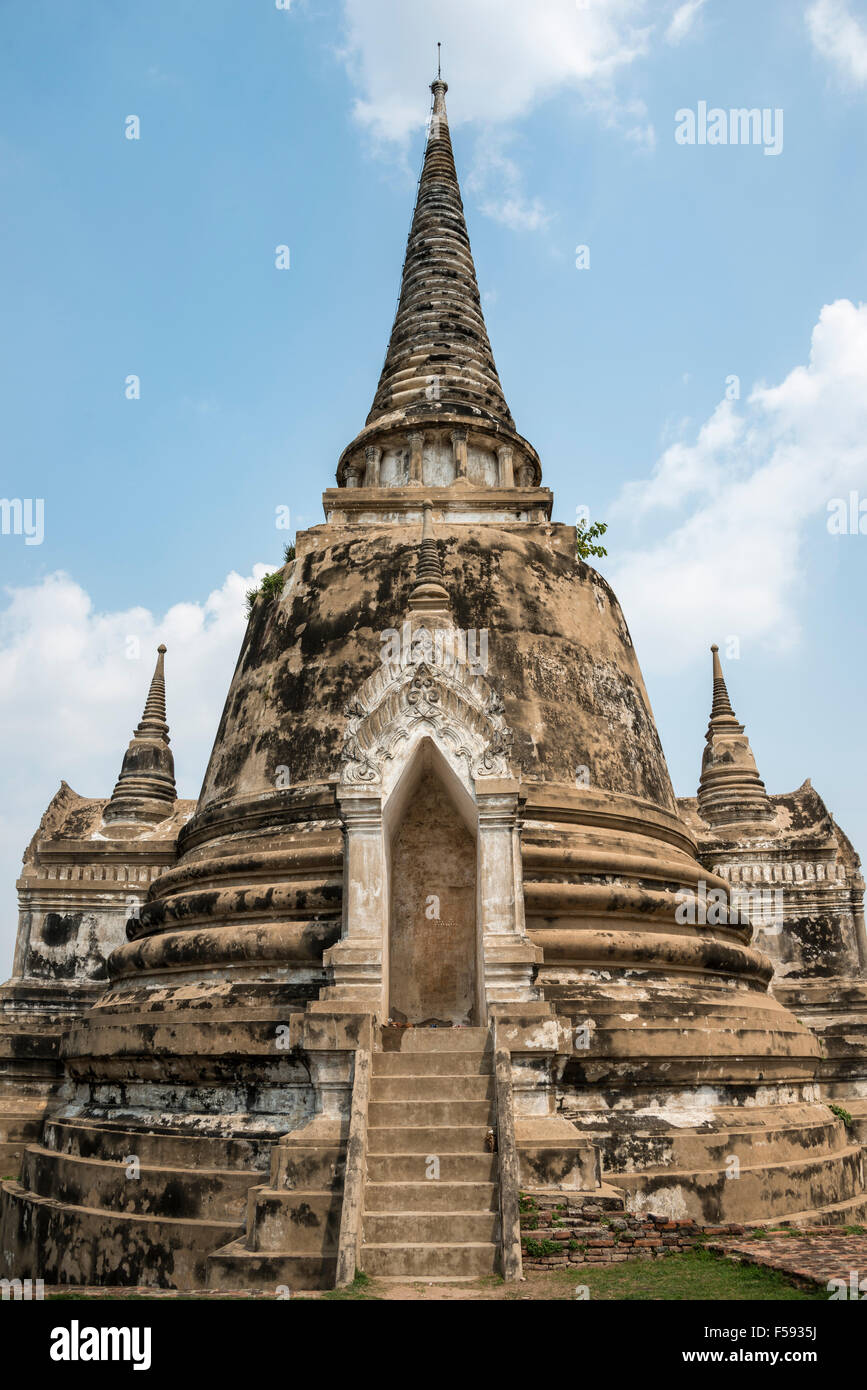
top-left (103, 645), bottom-right (177, 825)
top-left (710, 645), bottom-right (736, 720)
top-left (416, 499), bottom-right (446, 585)
top-left (140, 643), bottom-right (169, 734)
top-left (408, 500), bottom-right (450, 615)
top-left (697, 644), bottom-right (774, 827)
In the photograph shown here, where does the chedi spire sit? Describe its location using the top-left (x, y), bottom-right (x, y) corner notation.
top-left (697, 645), bottom-right (774, 827)
top-left (103, 644), bottom-right (177, 825)
top-left (336, 70), bottom-right (542, 494)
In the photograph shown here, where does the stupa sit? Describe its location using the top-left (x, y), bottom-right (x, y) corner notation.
top-left (681, 648), bottom-right (867, 1149)
top-left (2, 72), bottom-right (865, 1291)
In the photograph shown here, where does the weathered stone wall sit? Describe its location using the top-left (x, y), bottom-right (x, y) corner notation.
top-left (680, 781), bottom-right (866, 984)
top-left (195, 523), bottom-right (676, 822)
top-left (680, 780), bottom-right (867, 1134)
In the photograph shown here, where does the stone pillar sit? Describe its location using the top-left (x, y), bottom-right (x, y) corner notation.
top-left (322, 791), bottom-right (388, 1011)
top-left (515, 461), bottom-right (534, 488)
top-left (475, 780), bottom-right (541, 1011)
top-left (363, 445), bottom-right (381, 488)
top-left (496, 445), bottom-right (514, 489)
top-left (11, 908), bottom-right (32, 979)
top-left (451, 427), bottom-right (469, 481)
top-left (344, 462), bottom-right (362, 489)
top-left (852, 878), bottom-right (867, 973)
top-left (407, 431), bottom-right (424, 486)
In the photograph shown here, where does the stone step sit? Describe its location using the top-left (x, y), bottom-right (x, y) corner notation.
top-left (747, 1192), bottom-right (867, 1229)
top-left (206, 1238), bottom-right (336, 1292)
top-left (367, 1125), bottom-right (492, 1154)
top-left (363, 1211), bottom-right (500, 1244)
top-left (372, 1051), bottom-right (493, 1077)
top-left (21, 1144), bottom-right (255, 1223)
top-left (244, 1187), bottom-right (342, 1255)
top-left (370, 1074), bottom-right (494, 1101)
top-left (379, 1027), bottom-right (491, 1053)
top-left (368, 1099), bottom-right (494, 1128)
top-left (0, 1179), bottom-right (242, 1289)
top-left (579, 1104), bottom-right (852, 1172)
top-left (43, 1118), bottom-right (275, 1172)
top-left (360, 1241), bottom-right (498, 1279)
top-left (615, 1144), bottom-right (865, 1224)
top-left (366, 1152), bottom-right (498, 1183)
top-left (364, 1180), bottom-right (498, 1212)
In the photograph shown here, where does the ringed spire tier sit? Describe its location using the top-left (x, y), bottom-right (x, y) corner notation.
top-left (335, 74), bottom-right (545, 514)
top-left (697, 644), bottom-right (774, 827)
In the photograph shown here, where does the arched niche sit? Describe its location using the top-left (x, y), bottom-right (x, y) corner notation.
top-left (383, 738), bottom-right (480, 1025)
top-left (324, 656), bottom-right (542, 1019)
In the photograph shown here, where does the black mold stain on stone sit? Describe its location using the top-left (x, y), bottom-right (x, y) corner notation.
top-left (41, 912), bottom-right (80, 947)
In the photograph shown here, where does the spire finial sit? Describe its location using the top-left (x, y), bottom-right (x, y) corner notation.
top-left (437, 41), bottom-right (441, 80)
top-left (709, 644), bottom-right (736, 721)
top-left (103, 643), bottom-right (177, 825)
top-left (139, 643), bottom-right (169, 733)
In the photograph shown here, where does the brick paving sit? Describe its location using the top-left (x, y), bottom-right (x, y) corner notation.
top-left (707, 1228), bottom-right (867, 1289)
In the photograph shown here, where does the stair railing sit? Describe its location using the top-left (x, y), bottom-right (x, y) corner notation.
top-left (334, 1048), bottom-right (371, 1287)
top-left (492, 1026), bottom-right (523, 1281)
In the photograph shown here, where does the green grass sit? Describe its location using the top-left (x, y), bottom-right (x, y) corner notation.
top-left (320, 1270), bottom-right (379, 1301)
top-left (532, 1248), bottom-right (827, 1301)
top-left (35, 1247), bottom-right (834, 1302)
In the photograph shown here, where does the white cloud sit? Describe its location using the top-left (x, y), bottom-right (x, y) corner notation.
top-left (806, 0), bottom-right (867, 85)
top-left (336, 1), bottom-right (660, 233)
top-left (607, 299), bottom-right (867, 671)
top-left (666, 0), bottom-right (706, 44)
top-left (466, 130), bottom-right (552, 232)
top-left (340, 0), bottom-right (653, 145)
top-left (0, 565), bottom-right (275, 971)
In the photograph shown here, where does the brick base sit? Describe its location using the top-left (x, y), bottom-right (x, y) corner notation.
top-left (519, 1189), bottom-right (745, 1270)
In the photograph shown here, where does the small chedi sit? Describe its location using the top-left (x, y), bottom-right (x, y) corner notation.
top-left (0, 646), bottom-right (194, 1176)
top-left (680, 646), bottom-right (867, 1148)
top-left (1, 74), bottom-right (865, 1290)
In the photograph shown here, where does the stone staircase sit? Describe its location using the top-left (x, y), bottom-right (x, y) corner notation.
top-left (360, 1027), bottom-right (501, 1280)
top-left (0, 1116), bottom-right (276, 1288)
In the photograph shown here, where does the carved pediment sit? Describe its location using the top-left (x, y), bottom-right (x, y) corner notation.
top-left (339, 647), bottom-right (513, 789)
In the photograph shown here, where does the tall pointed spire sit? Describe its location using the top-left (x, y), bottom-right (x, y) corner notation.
top-left (336, 69), bottom-right (543, 498)
top-left (103, 645), bottom-right (177, 825)
top-left (366, 72), bottom-right (514, 433)
top-left (697, 645), bottom-right (774, 827)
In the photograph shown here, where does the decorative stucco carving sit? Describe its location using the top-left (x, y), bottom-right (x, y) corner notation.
top-left (339, 648), bottom-right (514, 788)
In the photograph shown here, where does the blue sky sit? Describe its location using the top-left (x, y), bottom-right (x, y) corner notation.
top-left (1, 0), bottom-right (866, 968)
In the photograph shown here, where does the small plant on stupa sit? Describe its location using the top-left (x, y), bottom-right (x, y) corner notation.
top-left (576, 518), bottom-right (608, 560)
top-left (829, 1103), bottom-right (854, 1131)
top-left (283, 542), bottom-right (296, 563)
top-left (245, 567), bottom-right (286, 615)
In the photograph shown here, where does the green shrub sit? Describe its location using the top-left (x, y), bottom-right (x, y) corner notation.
top-left (245, 566), bottom-right (286, 616)
top-left (829, 1103), bottom-right (854, 1131)
top-left (576, 518), bottom-right (608, 560)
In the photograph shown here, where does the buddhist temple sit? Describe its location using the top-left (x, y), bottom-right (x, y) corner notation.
top-left (1, 72), bottom-right (865, 1291)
